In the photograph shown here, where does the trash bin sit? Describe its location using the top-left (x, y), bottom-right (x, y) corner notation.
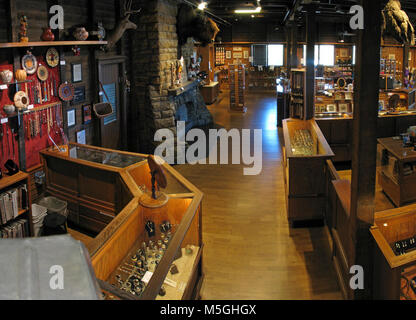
top-left (37, 197), bottom-right (68, 236)
top-left (31, 204), bottom-right (48, 237)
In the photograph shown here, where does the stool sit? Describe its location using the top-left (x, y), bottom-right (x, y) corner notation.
top-left (42, 213), bottom-right (68, 236)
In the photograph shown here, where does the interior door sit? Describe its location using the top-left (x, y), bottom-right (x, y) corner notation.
top-left (98, 62), bottom-right (120, 150)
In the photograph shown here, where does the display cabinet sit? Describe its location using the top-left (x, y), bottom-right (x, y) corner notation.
top-left (40, 143), bottom-right (203, 300)
top-left (282, 119), bottom-right (334, 225)
top-left (289, 69), bottom-right (306, 119)
top-left (371, 204), bottom-right (416, 300)
top-left (378, 137), bottom-right (416, 207)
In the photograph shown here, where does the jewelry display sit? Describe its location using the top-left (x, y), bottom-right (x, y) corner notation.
top-left (291, 129), bottom-right (315, 156)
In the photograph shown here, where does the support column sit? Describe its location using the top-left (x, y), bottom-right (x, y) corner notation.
top-left (305, 5), bottom-right (316, 120)
top-left (290, 22), bottom-right (298, 68)
top-left (350, 0), bottom-right (381, 300)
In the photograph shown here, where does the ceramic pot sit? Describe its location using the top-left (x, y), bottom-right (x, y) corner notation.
top-left (41, 27), bottom-right (55, 41)
top-left (15, 69), bottom-right (27, 82)
top-left (3, 105), bottom-right (15, 115)
top-left (0, 70), bottom-right (13, 84)
top-left (73, 27), bottom-right (89, 41)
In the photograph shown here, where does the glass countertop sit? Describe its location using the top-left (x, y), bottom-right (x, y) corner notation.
top-left (68, 145), bottom-right (146, 168)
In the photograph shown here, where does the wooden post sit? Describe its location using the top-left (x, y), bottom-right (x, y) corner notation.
top-left (285, 24), bottom-right (292, 74)
top-left (290, 22), bottom-right (298, 68)
top-left (350, 0), bottom-right (381, 300)
top-left (305, 5), bottom-right (316, 120)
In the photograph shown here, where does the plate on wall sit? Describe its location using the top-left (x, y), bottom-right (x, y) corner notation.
top-left (22, 53), bottom-right (38, 75)
top-left (58, 83), bottom-right (75, 102)
top-left (46, 48), bottom-right (59, 68)
top-left (37, 65), bottom-right (49, 81)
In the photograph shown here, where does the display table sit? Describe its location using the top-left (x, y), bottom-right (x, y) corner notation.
top-left (378, 137), bottom-right (416, 207)
top-left (282, 119), bottom-right (334, 225)
top-left (40, 143), bottom-right (203, 300)
top-left (200, 81), bottom-right (219, 105)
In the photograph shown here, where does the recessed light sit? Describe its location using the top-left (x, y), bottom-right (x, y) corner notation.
top-left (235, 6), bottom-right (262, 14)
top-left (198, 2), bottom-right (207, 10)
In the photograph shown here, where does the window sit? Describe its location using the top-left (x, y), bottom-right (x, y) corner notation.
top-left (268, 44), bottom-right (284, 66)
top-left (252, 44), bottom-right (284, 66)
top-left (303, 45), bottom-right (335, 66)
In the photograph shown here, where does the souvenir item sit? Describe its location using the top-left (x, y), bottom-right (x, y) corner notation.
top-left (3, 105), bottom-right (15, 115)
top-left (145, 220), bottom-right (155, 238)
top-left (41, 27), bottom-right (55, 41)
top-left (58, 83), bottom-right (75, 102)
top-left (15, 69), bottom-right (27, 82)
top-left (73, 27), bottom-right (89, 41)
top-left (14, 91), bottom-right (29, 110)
top-left (22, 53), bottom-right (38, 75)
top-left (0, 70), bottom-right (13, 84)
top-left (46, 48), bottom-right (59, 68)
top-left (19, 16), bottom-right (29, 42)
top-left (37, 65), bottom-right (49, 81)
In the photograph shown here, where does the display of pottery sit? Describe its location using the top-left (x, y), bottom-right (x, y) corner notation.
top-left (19, 16), bottom-right (29, 42)
top-left (15, 69), bottom-right (27, 82)
top-left (0, 70), bottom-right (13, 84)
top-left (46, 48), bottom-right (59, 68)
top-left (14, 91), bottom-right (30, 110)
top-left (73, 27), bottom-right (89, 41)
top-left (22, 53), bottom-right (38, 75)
top-left (3, 105), bottom-right (15, 115)
top-left (41, 27), bottom-right (55, 41)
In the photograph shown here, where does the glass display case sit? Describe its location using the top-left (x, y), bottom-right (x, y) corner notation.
top-left (40, 143), bottom-right (203, 300)
top-left (282, 119), bottom-right (334, 225)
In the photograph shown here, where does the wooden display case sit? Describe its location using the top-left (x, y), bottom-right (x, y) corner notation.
top-left (371, 204), bottom-right (416, 300)
top-left (378, 137), bottom-right (416, 207)
top-left (289, 69), bottom-right (306, 119)
top-left (40, 143), bottom-right (203, 300)
top-left (283, 119), bottom-right (334, 225)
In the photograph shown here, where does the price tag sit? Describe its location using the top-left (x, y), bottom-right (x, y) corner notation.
top-left (28, 105), bottom-right (34, 110)
top-left (0, 84), bottom-right (8, 90)
top-left (1, 118), bottom-right (8, 124)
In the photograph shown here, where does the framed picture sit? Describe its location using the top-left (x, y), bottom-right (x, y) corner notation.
top-left (73, 86), bottom-right (86, 104)
top-left (320, 105), bottom-right (328, 112)
top-left (379, 100), bottom-right (385, 110)
top-left (71, 63), bottom-right (83, 83)
top-left (233, 52), bottom-right (243, 59)
top-left (340, 48), bottom-right (348, 58)
top-left (327, 104), bottom-right (337, 112)
top-left (77, 129), bottom-right (86, 145)
top-left (338, 103), bottom-right (349, 113)
top-left (334, 92), bottom-right (343, 101)
top-left (83, 104), bottom-right (92, 124)
top-left (345, 92), bottom-right (353, 101)
top-left (244, 51), bottom-right (249, 59)
top-left (67, 108), bottom-right (76, 128)
top-left (315, 104), bottom-right (324, 113)
top-left (226, 51), bottom-right (232, 59)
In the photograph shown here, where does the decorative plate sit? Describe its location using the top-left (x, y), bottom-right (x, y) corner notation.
top-left (46, 47), bottom-right (59, 68)
top-left (21, 53), bottom-right (38, 75)
top-left (58, 83), bottom-right (75, 101)
top-left (14, 91), bottom-right (29, 110)
top-left (37, 65), bottom-right (49, 81)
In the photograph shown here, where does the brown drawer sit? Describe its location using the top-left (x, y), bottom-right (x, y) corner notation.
top-left (79, 205), bottom-right (114, 224)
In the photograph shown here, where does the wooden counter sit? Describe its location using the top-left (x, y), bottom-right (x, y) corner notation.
top-left (40, 143), bottom-right (204, 300)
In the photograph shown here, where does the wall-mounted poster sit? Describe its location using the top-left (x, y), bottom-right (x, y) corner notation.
top-left (233, 52), bottom-right (243, 59)
top-left (71, 63), bottom-right (83, 83)
top-left (77, 129), bottom-right (86, 145)
top-left (226, 51), bottom-right (232, 59)
top-left (83, 104), bottom-right (92, 124)
top-left (233, 47), bottom-right (242, 51)
top-left (67, 108), bottom-right (76, 128)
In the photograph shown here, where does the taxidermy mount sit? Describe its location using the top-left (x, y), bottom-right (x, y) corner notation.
top-left (382, 0), bottom-right (415, 45)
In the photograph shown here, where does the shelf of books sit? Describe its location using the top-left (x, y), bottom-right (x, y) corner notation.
top-left (0, 172), bottom-right (32, 238)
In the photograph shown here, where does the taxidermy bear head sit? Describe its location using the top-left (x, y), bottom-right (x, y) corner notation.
top-left (177, 4), bottom-right (220, 46)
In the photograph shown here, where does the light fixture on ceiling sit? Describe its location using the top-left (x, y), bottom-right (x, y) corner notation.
top-left (235, 1), bottom-right (262, 14)
top-left (198, 1), bottom-right (207, 11)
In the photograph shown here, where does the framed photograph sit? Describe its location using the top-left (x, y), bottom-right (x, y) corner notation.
top-left (338, 103), bottom-right (349, 113)
top-left (244, 50), bottom-right (249, 59)
top-left (233, 52), bottom-right (243, 59)
top-left (345, 92), bottom-right (353, 101)
top-left (334, 92), bottom-right (343, 101)
top-left (320, 105), bottom-right (328, 112)
top-left (340, 48), bottom-right (348, 58)
top-left (77, 129), bottom-right (86, 145)
top-left (315, 104), bottom-right (324, 113)
top-left (73, 86), bottom-right (86, 104)
top-left (233, 47), bottom-right (242, 52)
top-left (83, 104), bottom-right (92, 124)
top-left (327, 104), bottom-right (337, 112)
top-left (71, 63), bottom-right (83, 83)
top-left (67, 108), bottom-right (76, 128)
top-left (226, 51), bottom-right (232, 59)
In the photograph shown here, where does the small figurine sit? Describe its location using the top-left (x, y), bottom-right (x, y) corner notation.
top-left (19, 16), bottom-right (29, 42)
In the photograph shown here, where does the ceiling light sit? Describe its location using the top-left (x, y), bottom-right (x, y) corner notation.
top-left (235, 6), bottom-right (262, 14)
top-left (198, 2), bottom-right (207, 10)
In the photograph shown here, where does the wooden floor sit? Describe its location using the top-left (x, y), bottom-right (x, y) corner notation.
top-left (175, 91), bottom-right (343, 300)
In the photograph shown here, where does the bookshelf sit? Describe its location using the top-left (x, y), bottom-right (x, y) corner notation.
top-left (290, 69), bottom-right (306, 119)
top-left (0, 171), bottom-right (32, 237)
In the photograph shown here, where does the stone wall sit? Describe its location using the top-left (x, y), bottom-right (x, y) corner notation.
top-left (131, 0), bottom-right (213, 154)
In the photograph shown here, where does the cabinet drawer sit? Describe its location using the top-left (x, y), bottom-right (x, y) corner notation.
top-left (79, 205), bottom-right (114, 224)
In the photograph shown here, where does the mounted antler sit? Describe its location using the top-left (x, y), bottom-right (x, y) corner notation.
top-left (105, 0), bottom-right (141, 50)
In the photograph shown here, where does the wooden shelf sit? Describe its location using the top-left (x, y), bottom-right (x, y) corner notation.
top-left (0, 41), bottom-right (107, 49)
top-left (0, 172), bottom-right (29, 190)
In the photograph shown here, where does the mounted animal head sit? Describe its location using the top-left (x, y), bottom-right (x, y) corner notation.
top-left (177, 4), bottom-right (220, 46)
top-left (106, 0), bottom-right (141, 50)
